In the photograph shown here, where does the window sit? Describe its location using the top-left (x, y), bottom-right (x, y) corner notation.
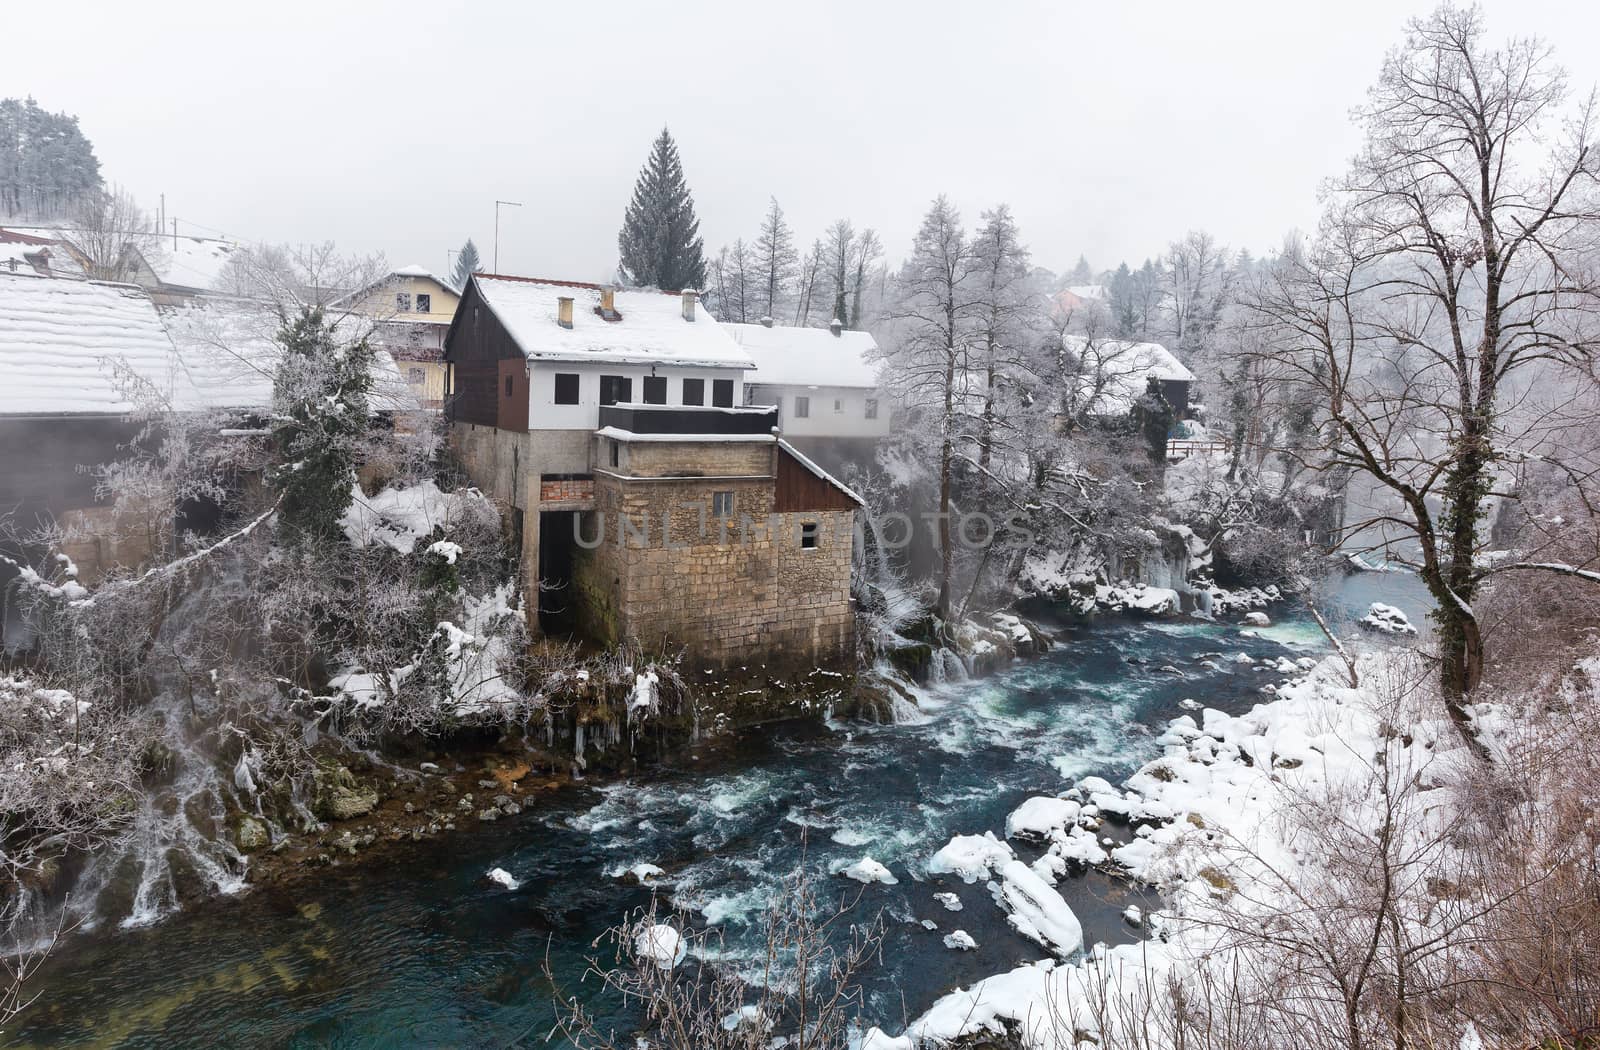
top-left (834, 399), bottom-right (843, 413)
top-left (794, 396), bottom-right (810, 418)
top-left (554, 373), bottom-right (580, 405)
top-left (599, 375), bottom-right (632, 406)
top-left (643, 375), bottom-right (667, 405)
top-left (865, 398), bottom-right (879, 419)
top-left (711, 491), bottom-right (734, 518)
top-left (415, 293), bottom-right (431, 313)
top-left (800, 522), bottom-right (819, 549)
top-left (504, 374), bottom-right (514, 398)
top-left (682, 378), bottom-right (705, 406)
top-left (712, 378), bottom-right (734, 408)
top-left (406, 367), bottom-right (425, 385)
top-left (609, 441), bottom-right (619, 468)
top-left (396, 292), bottom-right (412, 312)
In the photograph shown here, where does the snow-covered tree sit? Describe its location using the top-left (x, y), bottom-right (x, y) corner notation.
top-left (707, 239), bottom-right (754, 323)
top-left (68, 185), bottom-right (161, 281)
top-left (450, 238), bottom-right (481, 290)
top-left (616, 127), bottom-right (706, 290)
top-left (967, 205), bottom-right (1038, 470)
top-left (752, 197), bottom-right (798, 322)
top-left (0, 97), bottom-right (102, 219)
top-left (268, 307), bottom-right (375, 542)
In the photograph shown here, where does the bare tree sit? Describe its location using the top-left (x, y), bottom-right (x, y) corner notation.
top-left (66, 184), bottom-right (162, 281)
top-left (1250, 2), bottom-right (1600, 754)
top-left (752, 197), bottom-right (798, 323)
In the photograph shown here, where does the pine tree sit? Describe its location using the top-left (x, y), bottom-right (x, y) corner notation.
top-left (269, 308), bottom-right (375, 542)
top-left (0, 97), bottom-right (102, 219)
top-left (616, 127), bottom-right (707, 290)
top-left (1067, 254), bottom-right (1094, 286)
top-left (450, 238), bottom-right (481, 290)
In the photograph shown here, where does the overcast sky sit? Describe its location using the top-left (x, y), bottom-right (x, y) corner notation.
top-left (7, 0), bottom-right (1599, 282)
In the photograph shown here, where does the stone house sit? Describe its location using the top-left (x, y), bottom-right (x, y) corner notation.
top-left (443, 274), bottom-right (862, 670)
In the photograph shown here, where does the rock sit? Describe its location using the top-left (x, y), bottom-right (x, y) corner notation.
top-left (403, 802), bottom-right (415, 814)
top-left (1243, 611), bottom-right (1271, 627)
top-left (321, 784), bottom-right (378, 821)
top-left (235, 816), bottom-right (270, 853)
top-left (500, 802), bottom-right (522, 816)
top-left (419, 761), bottom-right (441, 773)
top-left (478, 780), bottom-right (499, 789)
top-left (477, 808), bottom-right (500, 822)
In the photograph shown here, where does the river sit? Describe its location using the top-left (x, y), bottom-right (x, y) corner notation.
top-left (8, 573), bottom-right (1428, 1048)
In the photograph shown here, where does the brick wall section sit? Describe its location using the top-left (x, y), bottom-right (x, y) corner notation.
top-left (573, 451), bottom-right (855, 672)
top-left (539, 477), bottom-right (594, 503)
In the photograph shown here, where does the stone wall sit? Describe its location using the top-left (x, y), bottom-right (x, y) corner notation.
top-left (572, 465), bottom-right (855, 671)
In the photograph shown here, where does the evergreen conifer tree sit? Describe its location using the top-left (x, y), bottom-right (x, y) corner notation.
top-left (450, 238), bottom-right (481, 290)
top-left (269, 307), bottom-right (375, 541)
top-left (616, 128), bottom-right (706, 290)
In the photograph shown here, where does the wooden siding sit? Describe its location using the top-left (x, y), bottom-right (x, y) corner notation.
top-left (443, 280), bottom-right (527, 427)
top-left (497, 359), bottom-right (529, 431)
top-left (774, 445), bottom-right (858, 513)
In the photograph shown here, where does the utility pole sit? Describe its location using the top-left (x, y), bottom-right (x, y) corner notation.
top-left (494, 200), bottom-right (522, 274)
top-left (171, 218), bottom-right (178, 251)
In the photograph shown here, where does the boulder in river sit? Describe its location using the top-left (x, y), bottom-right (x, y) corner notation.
top-left (235, 816), bottom-right (269, 853)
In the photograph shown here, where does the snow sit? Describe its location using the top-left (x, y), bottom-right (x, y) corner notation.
top-left (1243, 611), bottom-right (1270, 626)
top-left (626, 670), bottom-right (661, 719)
top-left (472, 275), bottom-right (755, 370)
top-left (0, 273), bottom-right (185, 416)
top-left (942, 930), bottom-right (977, 951)
top-left (1005, 796), bottom-right (1081, 840)
top-left (1360, 602), bottom-right (1419, 636)
top-left (932, 892), bottom-right (963, 912)
top-left (486, 867), bottom-right (521, 890)
top-left (142, 236), bottom-right (240, 292)
top-left (837, 856), bottom-right (898, 885)
top-left (991, 859), bottom-right (1085, 956)
top-left (341, 481), bottom-right (485, 554)
top-left (928, 831), bottom-right (1015, 883)
top-left (724, 321), bottom-right (880, 388)
top-left (634, 923), bottom-right (687, 969)
top-left (426, 540), bottom-right (463, 564)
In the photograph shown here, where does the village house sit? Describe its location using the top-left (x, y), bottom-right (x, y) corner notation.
top-left (726, 319), bottom-right (890, 470)
top-left (443, 275), bottom-right (861, 670)
top-left (0, 227), bottom-right (86, 279)
top-left (0, 271), bottom-right (414, 646)
top-left (338, 265), bottom-right (459, 410)
top-left (1062, 333), bottom-right (1196, 421)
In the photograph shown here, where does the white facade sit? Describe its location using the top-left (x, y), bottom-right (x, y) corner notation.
top-left (525, 361), bottom-right (747, 430)
top-left (745, 382), bottom-right (890, 440)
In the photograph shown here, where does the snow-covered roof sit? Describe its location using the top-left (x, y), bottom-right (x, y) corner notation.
top-left (468, 275), bottom-right (754, 370)
top-left (0, 228), bottom-right (85, 279)
top-left (392, 263), bottom-right (452, 286)
top-left (1061, 334), bottom-right (1195, 415)
top-left (143, 236), bottom-right (241, 292)
top-left (724, 322), bottom-right (879, 389)
top-left (1065, 284), bottom-right (1106, 300)
top-left (0, 273), bottom-right (186, 416)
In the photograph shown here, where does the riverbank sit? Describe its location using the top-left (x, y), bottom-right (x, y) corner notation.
top-left (7, 598), bottom-right (1370, 1048)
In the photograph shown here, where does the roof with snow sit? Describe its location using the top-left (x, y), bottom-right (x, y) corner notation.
top-left (142, 236), bottom-right (241, 292)
top-left (0, 273), bottom-right (187, 416)
top-left (0, 273), bottom-right (415, 417)
top-left (1, 228), bottom-right (85, 279)
top-left (391, 263), bottom-right (453, 286)
top-left (724, 322), bottom-right (880, 389)
top-left (1061, 334), bottom-right (1196, 415)
top-left (463, 274), bottom-right (754, 370)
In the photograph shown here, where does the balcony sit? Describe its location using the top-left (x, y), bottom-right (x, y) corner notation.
top-left (597, 403), bottom-right (779, 437)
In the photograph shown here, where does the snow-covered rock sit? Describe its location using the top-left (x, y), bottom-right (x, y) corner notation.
top-left (1359, 602), bottom-right (1419, 636)
top-left (928, 832), bottom-right (1015, 883)
top-left (635, 923), bottom-right (687, 970)
top-left (486, 867), bottom-right (521, 890)
top-left (991, 859), bottom-right (1085, 956)
top-left (838, 856), bottom-right (898, 885)
top-left (1005, 796), bottom-right (1081, 840)
top-left (943, 930), bottom-right (978, 951)
top-left (1243, 611), bottom-right (1271, 627)
top-left (933, 891), bottom-right (964, 912)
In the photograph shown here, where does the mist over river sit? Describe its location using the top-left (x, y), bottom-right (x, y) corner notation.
top-left (9, 573), bottom-right (1428, 1048)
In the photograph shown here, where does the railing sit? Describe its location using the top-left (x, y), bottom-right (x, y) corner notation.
top-left (1166, 438), bottom-right (1231, 460)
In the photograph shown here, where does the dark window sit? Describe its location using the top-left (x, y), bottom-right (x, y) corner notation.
top-left (504, 374), bottom-right (513, 397)
top-left (416, 293), bottom-right (431, 313)
top-left (554, 373), bottom-right (580, 405)
top-left (712, 378), bottom-right (734, 408)
top-left (600, 375), bottom-right (632, 406)
top-left (865, 398), bottom-right (879, 419)
top-left (643, 375), bottom-right (667, 405)
top-left (609, 440), bottom-right (619, 468)
top-left (794, 396), bottom-right (810, 418)
top-left (406, 367), bottom-right (424, 384)
top-left (711, 491), bottom-right (734, 518)
top-left (800, 522), bottom-right (819, 549)
top-left (396, 292), bottom-right (412, 312)
top-left (833, 399), bottom-right (843, 413)
top-left (682, 378), bottom-right (705, 406)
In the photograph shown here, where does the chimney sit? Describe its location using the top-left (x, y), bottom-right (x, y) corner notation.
top-left (829, 317), bottom-right (843, 338)
top-left (557, 296), bottom-right (574, 329)
top-left (681, 289), bottom-right (697, 322)
top-left (760, 315), bottom-right (774, 328)
top-left (599, 286), bottom-right (617, 320)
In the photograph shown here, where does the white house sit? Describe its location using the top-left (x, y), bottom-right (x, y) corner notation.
top-left (725, 321), bottom-right (889, 446)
